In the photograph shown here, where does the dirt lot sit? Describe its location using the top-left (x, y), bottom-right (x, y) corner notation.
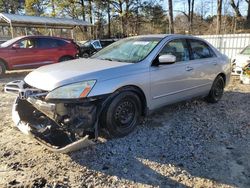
top-left (0, 71), bottom-right (250, 188)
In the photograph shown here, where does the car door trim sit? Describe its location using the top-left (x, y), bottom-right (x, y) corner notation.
top-left (13, 61), bottom-right (53, 67)
top-left (153, 82), bottom-right (211, 99)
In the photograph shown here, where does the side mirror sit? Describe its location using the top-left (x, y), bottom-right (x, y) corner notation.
top-left (158, 54), bottom-right (176, 65)
top-left (12, 43), bottom-right (20, 49)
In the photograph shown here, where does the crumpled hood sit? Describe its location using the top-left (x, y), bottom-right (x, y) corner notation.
top-left (24, 58), bottom-right (129, 91)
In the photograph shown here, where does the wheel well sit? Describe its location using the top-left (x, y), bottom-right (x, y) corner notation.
top-left (0, 58), bottom-right (9, 70)
top-left (217, 73), bottom-right (226, 86)
top-left (115, 85), bottom-right (148, 116)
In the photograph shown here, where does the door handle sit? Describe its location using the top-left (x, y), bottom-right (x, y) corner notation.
top-left (212, 62), bottom-right (218, 65)
top-left (186, 66), bottom-right (193, 71)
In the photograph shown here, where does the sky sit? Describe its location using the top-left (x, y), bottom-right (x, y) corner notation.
top-left (160, 0), bottom-right (248, 17)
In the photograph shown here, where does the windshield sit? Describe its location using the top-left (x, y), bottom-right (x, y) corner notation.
top-left (92, 37), bottom-right (161, 63)
top-left (241, 46), bottom-right (250, 55)
top-left (0, 37), bottom-right (22, 48)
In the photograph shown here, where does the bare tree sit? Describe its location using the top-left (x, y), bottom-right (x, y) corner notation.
top-left (168, 0), bottom-right (174, 33)
top-left (216, 0), bottom-right (222, 34)
top-left (230, 0), bottom-right (242, 18)
top-left (80, 0), bottom-right (86, 21)
top-left (187, 0), bottom-right (195, 33)
top-left (246, 0), bottom-right (250, 28)
top-left (51, 0), bottom-right (56, 17)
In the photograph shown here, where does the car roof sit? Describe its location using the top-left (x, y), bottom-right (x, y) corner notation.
top-left (129, 34), bottom-right (203, 40)
top-left (15, 35), bottom-right (72, 41)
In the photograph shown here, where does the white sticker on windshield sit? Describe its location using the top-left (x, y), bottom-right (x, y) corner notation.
top-left (133, 41), bottom-right (150, 45)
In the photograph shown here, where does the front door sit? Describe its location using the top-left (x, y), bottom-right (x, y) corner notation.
top-left (150, 39), bottom-right (196, 109)
top-left (10, 38), bottom-right (40, 69)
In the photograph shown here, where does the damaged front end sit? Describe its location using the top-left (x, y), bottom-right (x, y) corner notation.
top-left (4, 80), bottom-right (106, 153)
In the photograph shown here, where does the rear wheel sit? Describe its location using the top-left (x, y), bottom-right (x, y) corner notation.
top-left (0, 62), bottom-right (6, 77)
top-left (59, 56), bottom-right (73, 62)
top-left (102, 91), bottom-right (142, 138)
top-left (206, 75), bottom-right (225, 103)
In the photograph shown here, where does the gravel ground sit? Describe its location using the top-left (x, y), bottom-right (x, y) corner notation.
top-left (0, 71), bottom-right (250, 188)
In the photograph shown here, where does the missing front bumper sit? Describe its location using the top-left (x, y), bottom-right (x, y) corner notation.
top-left (12, 97), bottom-right (96, 153)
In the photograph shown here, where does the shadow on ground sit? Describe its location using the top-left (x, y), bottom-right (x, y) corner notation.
top-left (69, 91), bottom-right (250, 187)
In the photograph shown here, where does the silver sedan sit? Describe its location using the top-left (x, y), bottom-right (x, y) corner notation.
top-left (5, 34), bottom-right (231, 152)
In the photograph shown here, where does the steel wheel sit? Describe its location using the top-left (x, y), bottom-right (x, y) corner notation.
top-left (206, 76), bottom-right (225, 103)
top-left (103, 91), bottom-right (142, 138)
top-left (114, 98), bottom-right (136, 130)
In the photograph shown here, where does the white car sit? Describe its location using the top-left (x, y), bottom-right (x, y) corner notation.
top-left (232, 45), bottom-right (250, 75)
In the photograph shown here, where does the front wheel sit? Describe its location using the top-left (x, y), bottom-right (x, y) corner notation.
top-left (102, 91), bottom-right (142, 138)
top-left (206, 75), bottom-right (225, 103)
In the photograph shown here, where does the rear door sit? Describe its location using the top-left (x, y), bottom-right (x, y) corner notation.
top-left (187, 39), bottom-right (218, 93)
top-left (35, 38), bottom-right (61, 64)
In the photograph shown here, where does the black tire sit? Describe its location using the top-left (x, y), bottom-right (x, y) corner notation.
top-left (102, 91), bottom-right (142, 138)
top-left (206, 75), bottom-right (225, 103)
top-left (59, 56), bottom-right (73, 62)
top-left (0, 61), bottom-right (6, 77)
top-left (82, 53), bottom-right (89, 58)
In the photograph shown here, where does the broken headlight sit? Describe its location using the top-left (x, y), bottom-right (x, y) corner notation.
top-left (45, 80), bottom-right (96, 99)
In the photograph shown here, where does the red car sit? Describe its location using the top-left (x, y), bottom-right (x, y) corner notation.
top-left (0, 36), bottom-right (79, 76)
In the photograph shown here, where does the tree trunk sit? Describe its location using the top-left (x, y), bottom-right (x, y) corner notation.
top-left (187, 0), bottom-right (194, 33)
top-left (124, 0), bottom-right (130, 37)
top-left (87, 0), bottom-right (93, 37)
top-left (118, 1), bottom-right (124, 37)
top-left (51, 0), bottom-right (56, 17)
top-left (188, 0), bottom-right (191, 32)
top-left (168, 0), bottom-right (174, 33)
top-left (230, 0), bottom-right (242, 18)
top-left (88, 0), bottom-right (93, 24)
top-left (107, 0), bottom-right (111, 38)
top-left (247, 0), bottom-right (250, 28)
top-left (191, 0), bottom-right (194, 32)
top-left (216, 0), bottom-right (222, 34)
top-left (80, 0), bottom-right (85, 21)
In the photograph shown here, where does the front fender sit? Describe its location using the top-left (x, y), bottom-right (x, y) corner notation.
top-left (88, 71), bottom-right (150, 107)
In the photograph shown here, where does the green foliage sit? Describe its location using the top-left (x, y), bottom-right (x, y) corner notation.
top-left (0, 0), bottom-right (24, 14)
top-left (25, 0), bottom-right (49, 16)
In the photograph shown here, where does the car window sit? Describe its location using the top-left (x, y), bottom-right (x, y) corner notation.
top-left (17, 39), bottom-right (36, 48)
top-left (189, 40), bottom-right (215, 59)
top-left (92, 40), bottom-right (102, 49)
top-left (82, 41), bottom-right (91, 47)
top-left (57, 39), bottom-right (68, 47)
top-left (0, 37), bottom-right (22, 48)
top-left (159, 39), bottom-right (190, 62)
top-left (240, 46), bottom-right (250, 55)
top-left (36, 38), bottom-right (59, 48)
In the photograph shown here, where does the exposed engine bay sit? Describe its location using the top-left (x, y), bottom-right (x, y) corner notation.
top-left (5, 80), bottom-right (107, 153)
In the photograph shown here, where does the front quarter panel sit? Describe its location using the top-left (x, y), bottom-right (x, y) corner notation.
top-left (88, 65), bottom-right (150, 107)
